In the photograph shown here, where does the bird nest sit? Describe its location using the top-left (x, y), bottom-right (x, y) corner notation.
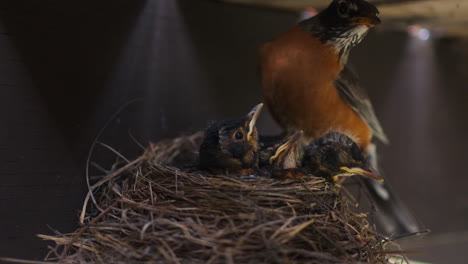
top-left (39, 132), bottom-right (404, 264)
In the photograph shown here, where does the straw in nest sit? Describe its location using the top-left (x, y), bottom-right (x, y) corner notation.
top-left (26, 132), bottom-right (406, 264)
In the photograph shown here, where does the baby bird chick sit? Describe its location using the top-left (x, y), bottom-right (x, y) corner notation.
top-left (199, 103), bottom-right (263, 175)
top-left (267, 131), bottom-right (307, 179)
top-left (269, 131), bottom-right (382, 182)
top-left (302, 132), bottom-right (382, 182)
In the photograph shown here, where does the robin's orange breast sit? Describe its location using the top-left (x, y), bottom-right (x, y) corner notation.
top-left (259, 26), bottom-right (372, 149)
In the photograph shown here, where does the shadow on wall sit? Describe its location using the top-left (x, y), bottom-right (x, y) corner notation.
top-left (0, 0), bottom-right (147, 158)
top-left (1, 0), bottom-right (292, 161)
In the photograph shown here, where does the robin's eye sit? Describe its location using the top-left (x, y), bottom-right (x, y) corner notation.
top-left (234, 131), bottom-right (243, 140)
top-left (338, 2), bottom-right (348, 16)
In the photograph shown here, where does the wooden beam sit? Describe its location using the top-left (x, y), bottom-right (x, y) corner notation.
top-left (219, 0), bottom-right (468, 37)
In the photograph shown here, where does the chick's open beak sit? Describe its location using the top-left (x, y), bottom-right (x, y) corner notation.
top-left (269, 131), bottom-right (303, 165)
top-left (339, 166), bottom-right (384, 182)
top-left (246, 103), bottom-right (263, 141)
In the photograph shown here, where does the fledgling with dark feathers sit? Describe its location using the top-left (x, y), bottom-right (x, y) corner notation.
top-left (269, 131), bottom-right (382, 182)
top-left (199, 104), bottom-right (263, 175)
top-left (258, 133), bottom-right (292, 168)
top-left (264, 131), bottom-right (307, 179)
top-left (302, 131), bottom-right (380, 181)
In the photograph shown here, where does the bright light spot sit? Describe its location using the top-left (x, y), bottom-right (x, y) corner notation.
top-left (298, 7), bottom-right (318, 21)
top-left (418, 28), bottom-right (430, 41)
top-left (407, 25), bottom-right (431, 41)
top-left (305, 7), bottom-right (318, 16)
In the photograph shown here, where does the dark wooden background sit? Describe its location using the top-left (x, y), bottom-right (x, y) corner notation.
top-left (1, 0), bottom-right (467, 262)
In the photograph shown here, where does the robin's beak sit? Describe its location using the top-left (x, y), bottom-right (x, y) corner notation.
top-left (339, 166), bottom-right (384, 182)
top-left (351, 15), bottom-right (381, 27)
top-left (246, 103), bottom-right (263, 141)
top-left (269, 131), bottom-right (303, 166)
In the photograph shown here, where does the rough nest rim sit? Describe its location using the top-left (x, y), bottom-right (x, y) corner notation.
top-left (38, 132), bottom-right (403, 264)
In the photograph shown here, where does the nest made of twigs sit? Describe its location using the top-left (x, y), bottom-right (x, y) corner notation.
top-left (39, 132), bottom-right (403, 264)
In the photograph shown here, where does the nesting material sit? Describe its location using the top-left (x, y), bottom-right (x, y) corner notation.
top-left (40, 132), bottom-right (401, 264)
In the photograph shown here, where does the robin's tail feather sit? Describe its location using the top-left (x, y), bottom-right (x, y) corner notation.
top-left (362, 177), bottom-right (426, 236)
top-left (365, 144), bottom-right (427, 237)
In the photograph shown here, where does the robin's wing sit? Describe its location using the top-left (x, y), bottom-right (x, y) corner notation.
top-left (335, 66), bottom-right (389, 144)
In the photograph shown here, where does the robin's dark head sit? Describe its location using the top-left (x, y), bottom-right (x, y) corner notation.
top-left (302, 132), bottom-right (382, 182)
top-left (300, 0), bottom-right (380, 62)
top-left (199, 103), bottom-right (263, 174)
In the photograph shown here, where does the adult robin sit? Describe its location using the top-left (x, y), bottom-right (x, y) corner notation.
top-left (259, 0), bottom-right (422, 235)
top-left (199, 103), bottom-right (263, 175)
top-left (260, 0), bottom-right (385, 149)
